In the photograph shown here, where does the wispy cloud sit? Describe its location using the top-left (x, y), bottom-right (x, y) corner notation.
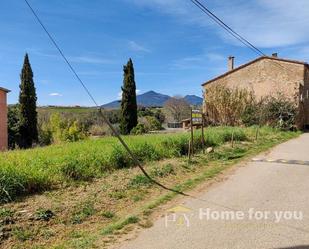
top-left (69, 55), bottom-right (114, 64)
top-left (171, 52), bottom-right (225, 70)
top-left (129, 0), bottom-right (309, 49)
top-left (128, 41), bottom-right (151, 53)
top-left (30, 49), bottom-right (115, 65)
top-left (49, 93), bottom-right (63, 97)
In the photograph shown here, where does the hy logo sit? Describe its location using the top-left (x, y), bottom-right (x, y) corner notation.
top-left (165, 205), bottom-right (192, 227)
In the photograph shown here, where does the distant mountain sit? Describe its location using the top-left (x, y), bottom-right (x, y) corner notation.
top-left (102, 91), bottom-right (203, 108)
top-left (137, 91), bottom-right (170, 107)
top-left (183, 95), bottom-right (203, 106)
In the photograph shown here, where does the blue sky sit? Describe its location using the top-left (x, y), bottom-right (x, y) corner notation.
top-left (1, 0), bottom-right (309, 106)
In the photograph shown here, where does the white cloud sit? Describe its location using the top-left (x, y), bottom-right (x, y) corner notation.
top-left (49, 93), bottom-right (62, 97)
top-left (128, 41), bottom-right (151, 53)
top-left (117, 91), bottom-right (122, 100)
top-left (215, 0), bottom-right (309, 48)
top-left (117, 89), bottom-right (142, 99)
top-left (129, 0), bottom-right (309, 49)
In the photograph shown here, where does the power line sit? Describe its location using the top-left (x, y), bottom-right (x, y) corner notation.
top-left (20, 2), bottom-right (309, 229)
top-left (189, 0), bottom-right (265, 56)
top-left (23, 0), bottom-right (189, 197)
top-left (189, 0), bottom-right (298, 76)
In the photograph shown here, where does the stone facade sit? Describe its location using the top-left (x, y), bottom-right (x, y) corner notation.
top-left (0, 87), bottom-right (9, 151)
top-left (202, 56), bottom-right (309, 128)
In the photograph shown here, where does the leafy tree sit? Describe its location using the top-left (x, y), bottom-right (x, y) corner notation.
top-left (120, 58), bottom-right (138, 134)
top-left (130, 123), bottom-right (147, 135)
top-left (8, 105), bottom-right (21, 149)
top-left (18, 54), bottom-right (38, 148)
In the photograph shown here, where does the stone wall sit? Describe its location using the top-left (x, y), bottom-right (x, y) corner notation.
top-left (203, 57), bottom-right (308, 127)
top-left (303, 66), bottom-right (309, 125)
top-left (0, 90), bottom-right (8, 151)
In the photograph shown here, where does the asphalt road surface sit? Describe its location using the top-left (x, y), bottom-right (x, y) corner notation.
top-left (117, 133), bottom-right (309, 249)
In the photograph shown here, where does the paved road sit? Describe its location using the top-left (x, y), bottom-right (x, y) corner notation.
top-left (117, 133), bottom-right (309, 249)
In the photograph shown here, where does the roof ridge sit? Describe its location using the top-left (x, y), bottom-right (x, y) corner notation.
top-left (202, 56), bottom-right (308, 86)
top-left (0, 87), bottom-right (10, 93)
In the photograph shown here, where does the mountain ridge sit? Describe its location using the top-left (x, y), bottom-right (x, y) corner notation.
top-left (102, 91), bottom-right (203, 108)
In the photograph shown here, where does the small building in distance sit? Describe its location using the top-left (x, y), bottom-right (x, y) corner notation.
top-left (0, 87), bottom-right (10, 151)
top-left (202, 55), bottom-right (309, 129)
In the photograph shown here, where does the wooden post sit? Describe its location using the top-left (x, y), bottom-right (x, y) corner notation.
top-left (188, 140), bottom-right (191, 161)
top-left (255, 126), bottom-right (260, 141)
top-left (201, 113), bottom-right (205, 154)
top-left (190, 108), bottom-right (194, 155)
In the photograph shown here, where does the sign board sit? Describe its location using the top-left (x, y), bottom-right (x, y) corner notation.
top-left (192, 109), bottom-right (203, 125)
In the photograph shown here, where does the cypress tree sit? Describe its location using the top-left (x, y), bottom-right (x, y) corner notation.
top-left (18, 53), bottom-right (38, 148)
top-left (120, 58), bottom-right (138, 134)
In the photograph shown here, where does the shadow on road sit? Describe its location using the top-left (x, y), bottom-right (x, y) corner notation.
top-left (275, 246), bottom-right (309, 249)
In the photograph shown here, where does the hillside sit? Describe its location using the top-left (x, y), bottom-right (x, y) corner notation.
top-left (102, 91), bottom-right (203, 108)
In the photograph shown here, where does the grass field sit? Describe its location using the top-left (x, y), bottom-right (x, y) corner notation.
top-left (0, 126), bottom-right (251, 203)
top-left (0, 126), bottom-right (300, 248)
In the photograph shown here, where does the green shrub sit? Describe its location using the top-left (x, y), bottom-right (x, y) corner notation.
top-left (131, 124), bottom-right (147, 135)
top-left (133, 143), bottom-right (161, 162)
top-left (129, 175), bottom-right (152, 187)
top-left (110, 146), bottom-right (131, 169)
top-left (35, 208), bottom-right (55, 221)
top-left (13, 227), bottom-right (33, 242)
top-left (101, 211), bottom-right (115, 219)
top-left (151, 164), bottom-right (175, 177)
top-left (71, 201), bottom-right (96, 224)
top-left (144, 116), bottom-right (162, 131)
top-left (60, 158), bottom-right (97, 181)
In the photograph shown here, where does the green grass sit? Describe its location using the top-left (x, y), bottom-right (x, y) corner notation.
top-left (71, 201), bottom-right (96, 224)
top-left (0, 126), bottom-right (298, 203)
top-left (101, 215), bottom-right (140, 235)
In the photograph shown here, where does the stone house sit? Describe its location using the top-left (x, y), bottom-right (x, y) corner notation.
top-left (0, 87), bottom-right (10, 151)
top-left (202, 55), bottom-right (309, 129)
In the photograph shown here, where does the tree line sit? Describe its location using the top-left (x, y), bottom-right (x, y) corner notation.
top-left (9, 55), bottom-right (178, 149)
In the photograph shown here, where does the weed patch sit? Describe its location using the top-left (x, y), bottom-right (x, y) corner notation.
top-left (71, 201), bottom-right (96, 224)
top-left (128, 175), bottom-right (152, 187)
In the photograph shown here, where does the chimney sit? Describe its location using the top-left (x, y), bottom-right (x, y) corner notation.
top-left (272, 53), bottom-right (278, 57)
top-left (228, 56), bottom-right (234, 71)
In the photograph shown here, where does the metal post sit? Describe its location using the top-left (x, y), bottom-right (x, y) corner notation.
top-left (190, 108), bottom-right (194, 155)
top-left (201, 113), bottom-right (205, 154)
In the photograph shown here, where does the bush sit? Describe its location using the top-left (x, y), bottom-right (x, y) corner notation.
top-left (133, 143), bottom-right (161, 162)
top-left (110, 146), bottom-right (131, 169)
top-left (60, 159), bottom-right (97, 181)
top-left (89, 124), bottom-right (115, 136)
top-left (205, 85), bottom-right (254, 126)
top-left (48, 113), bottom-right (88, 143)
top-left (131, 124), bottom-right (147, 135)
top-left (260, 94), bottom-right (297, 130)
top-left (128, 175), bottom-right (152, 187)
top-left (205, 85), bottom-right (298, 130)
top-left (140, 116), bottom-right (162, 131)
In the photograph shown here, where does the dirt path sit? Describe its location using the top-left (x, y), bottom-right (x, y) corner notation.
top-left (116, 133), bottom-right (309, 249)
